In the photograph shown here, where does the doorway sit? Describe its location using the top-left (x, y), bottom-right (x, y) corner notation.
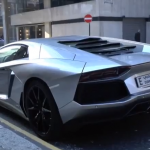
top-left (18, 24), bottom-right (45, 40)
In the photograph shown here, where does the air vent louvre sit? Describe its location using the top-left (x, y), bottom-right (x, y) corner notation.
top-left (58, 37), bottom-right (136, 56)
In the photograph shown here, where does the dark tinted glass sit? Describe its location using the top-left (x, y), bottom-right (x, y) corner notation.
top-left (18, 27), bottom-right (25, 40)
top-left (0, 45), bottom-right (28, 63)
top-left (16, 0), bottom-right (44, 13)
top-left (37, 25), bottom-right (44, 38)
top-left (51, 0), bottom-right (91, 7)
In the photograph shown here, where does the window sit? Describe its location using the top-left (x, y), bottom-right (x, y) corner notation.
top-left (0, 45), bottom-right (28, 63)
top-left (15, 0), bottom-right (44, 13)
top-left (51, 0), bottom-right (91, 7)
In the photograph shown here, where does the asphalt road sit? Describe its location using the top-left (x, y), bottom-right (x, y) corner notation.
top-left (1, 107), bottom-right (150, 150)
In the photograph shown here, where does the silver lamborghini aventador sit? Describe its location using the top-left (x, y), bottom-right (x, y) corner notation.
top-left (0, 35), bottom-right (150, 140)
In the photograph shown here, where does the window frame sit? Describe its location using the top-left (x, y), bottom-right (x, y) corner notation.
top-left (0, 44), bottom-right (29, 64)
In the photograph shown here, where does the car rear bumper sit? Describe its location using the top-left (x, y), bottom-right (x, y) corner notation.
top-left (59, 90), bottom-right (150, 125)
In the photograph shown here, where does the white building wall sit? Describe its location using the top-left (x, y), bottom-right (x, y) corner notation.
top-left (45, 22), bottom-right (52, 38)
top-left (52, 21), bottom-right (100, 37)
top-left (11, 0), bottom-right (150, 26)
top-left (11, 0), bottom-right (98, 26)
top-left (52, 21), bottom-right (122, 38)
top-left (44, 0), bottom-right (51, 38)
top-left (99, 0), bottom-right (150, 17)
top-left (90, 21), bottom-right (100, 36)
top-left (52, 23), bottom-right (89, 37)
top-left (10, 0), bottom-right (150, 41)
top-left (11, 9), bottom-right (51, 25)
top-left (100, 21), bottom-right (122, 38)
top-left (51, 0), bottom-right (99, 22)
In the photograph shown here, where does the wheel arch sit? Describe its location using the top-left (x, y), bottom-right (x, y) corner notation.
top-left (21, 77), bottom-right (56, 118)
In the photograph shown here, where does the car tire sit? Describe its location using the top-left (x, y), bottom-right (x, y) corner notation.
top-left (24, 80), bottom-right (63, 141)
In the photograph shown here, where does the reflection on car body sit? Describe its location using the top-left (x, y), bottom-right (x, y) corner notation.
top-left (0, 35), bottom-right (149, 140)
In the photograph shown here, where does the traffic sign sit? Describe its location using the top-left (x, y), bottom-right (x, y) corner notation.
top-left (84, 14), bottom-right (92, 23)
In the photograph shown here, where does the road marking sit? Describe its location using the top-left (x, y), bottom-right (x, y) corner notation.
top-left (0, 117), bottom-right (62, 150)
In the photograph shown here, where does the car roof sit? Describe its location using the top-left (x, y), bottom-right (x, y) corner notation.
top-left (1, 35), bottom-right (149, 47)
top-left (21, 35), bottom-right (95, 42)
top-left (1, 35), bottom-right (149, 51)
top-left (1, 35), bottom-right (100, 47)
top-left (0, 35), bottom-right (149, 61)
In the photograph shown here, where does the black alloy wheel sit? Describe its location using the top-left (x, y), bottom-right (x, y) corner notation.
top-left (25, 80), bottom-right (62, 140)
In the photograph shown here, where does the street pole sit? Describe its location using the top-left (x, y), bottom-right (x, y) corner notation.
top-left (1, 0), bottom-right (9, 44)
top-left (89, 23), bottom-right (90, 36)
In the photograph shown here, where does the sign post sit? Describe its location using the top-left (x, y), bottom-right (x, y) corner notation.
top-left (84, 14), bottom-right (92, 36)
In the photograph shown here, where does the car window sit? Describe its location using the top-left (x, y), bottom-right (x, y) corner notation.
top-left (0, 45), bottom-right (28, 63)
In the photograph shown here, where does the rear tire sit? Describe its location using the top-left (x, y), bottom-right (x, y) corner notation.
top-left (24, 80), bottom-right (63, 141)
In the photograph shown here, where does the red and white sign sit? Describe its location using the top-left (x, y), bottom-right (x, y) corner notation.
top-left (84, 14), bottom-right (92, 23)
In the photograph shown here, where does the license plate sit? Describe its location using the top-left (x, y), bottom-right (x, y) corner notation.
top-left (136, 73), bottom-right (150, 88)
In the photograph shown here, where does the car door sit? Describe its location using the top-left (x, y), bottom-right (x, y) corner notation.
top-left (0, 44), bottom-right (28, 99)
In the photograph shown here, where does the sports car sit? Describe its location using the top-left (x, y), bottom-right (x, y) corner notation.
top-left (0, 35), bottom-right (150, 140)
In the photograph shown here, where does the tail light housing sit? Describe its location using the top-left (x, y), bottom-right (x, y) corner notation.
top-left (79, 66), bottom-right (131, 82)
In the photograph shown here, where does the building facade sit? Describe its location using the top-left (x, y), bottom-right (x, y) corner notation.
top-left (1, 0), bottom-right (150, 44)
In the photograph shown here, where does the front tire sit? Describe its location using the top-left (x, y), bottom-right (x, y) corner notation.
top-left (25, 80), bottom-right (63, 141)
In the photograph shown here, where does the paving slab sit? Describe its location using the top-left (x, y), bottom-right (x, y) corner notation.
top-left (0, 124), bottom-right (42, 150)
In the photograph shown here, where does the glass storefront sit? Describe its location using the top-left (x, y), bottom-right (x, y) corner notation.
top-left (13, 0), bottom-right (44, 14)
top-left (18, 24), bottom-right (44, 40)
top-left (0, 0), bottom-right (91, 43)
top-left (0, 0), bottom-right (18, 43)
top-left (8, 0), bottom-right (91, 13)
top-left (7, 2), bottom-right (17, 42)
top-left (51, 0), bottom-right (91, 7)
top-left (0, 0), bottom-right (45, 43)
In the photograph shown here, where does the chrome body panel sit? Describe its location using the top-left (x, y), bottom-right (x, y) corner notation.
top-left (40, 42), bottom-right (76, 59)
top-left (110, 52), bottom-right (150, 65)
top-left (73, 50), bottom-right (121, 72)
top-left (7, 59), bottom-right (85, 109)
top-left (0, 36), bottom-right (150, 125)
top-left (59, 91), bottom-right (150, 124)
top-left (0, 98), bottom-right (27, 120)
top-left (60, 62), bottom-right (150, 123)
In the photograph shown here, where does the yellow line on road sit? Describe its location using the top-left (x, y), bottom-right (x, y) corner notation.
top-left (0, 117), bottom-right (62, 150)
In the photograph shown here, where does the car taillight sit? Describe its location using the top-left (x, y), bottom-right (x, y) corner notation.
top-left (79, 66), bottom-right (131, 82)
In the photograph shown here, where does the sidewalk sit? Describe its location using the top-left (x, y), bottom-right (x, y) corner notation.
top-left (0, 124), bottom-right (42, 150)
